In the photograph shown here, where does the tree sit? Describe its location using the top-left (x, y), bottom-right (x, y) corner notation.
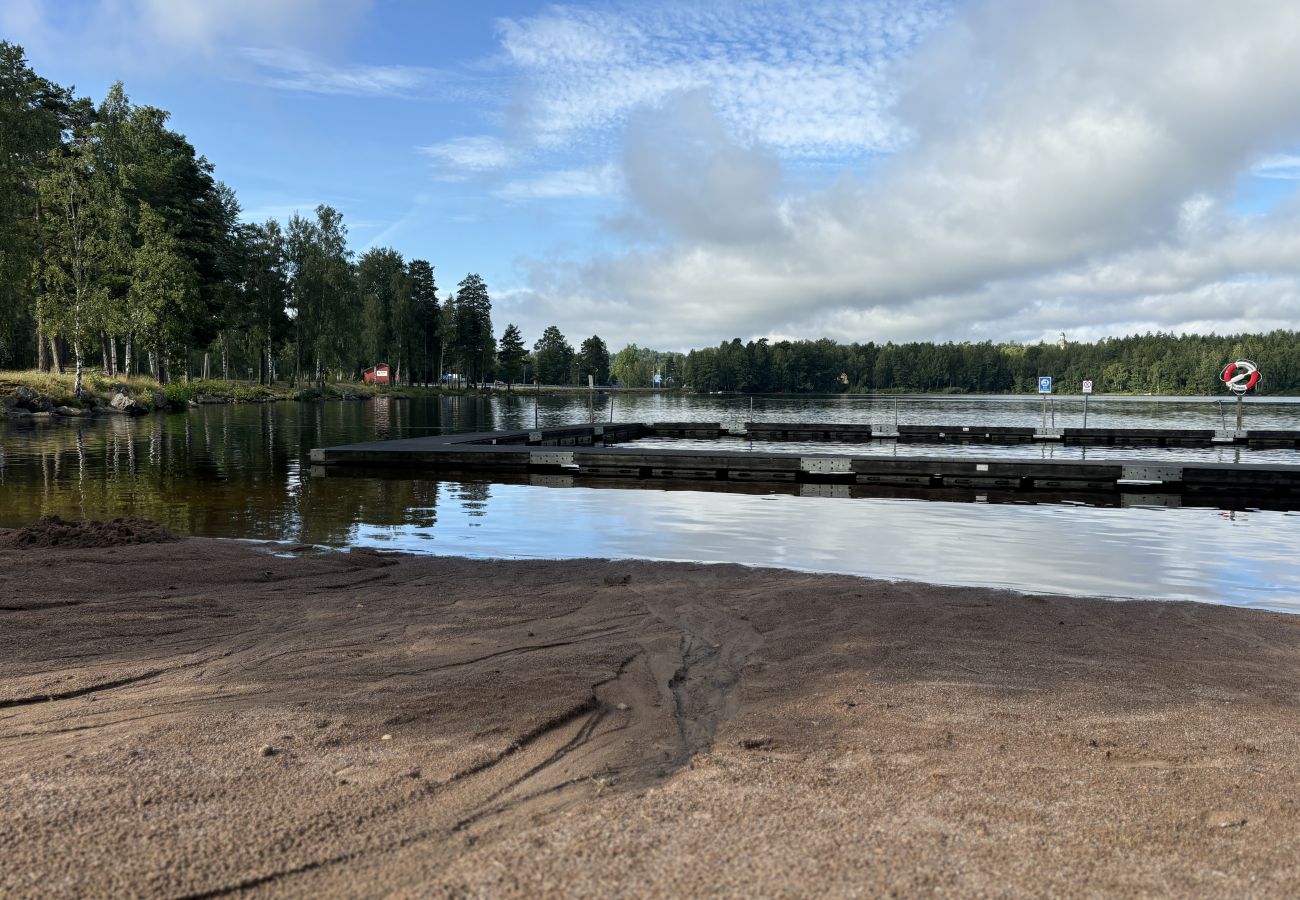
top-left (240, 219), bottom-right (290, 384)
top-left (407, 258), bottom-right (438, 383)
top-left (451, 273), bottom-right (493, 383)
top-left (497, 323), bottom-right (527, 387)
top-left (37, 138), bottom-right (124, 397)
top-left (438, 290), bottom-right (456, 382)
top-left (358, 246), bottom-right (406, 374)
top-left (534, 325), bottom-right (574, 385)
top-left (0, 41), bottom-right (87, 368)
top-left (127, 202), bottom-right (199, 382)
top-left (287, 205), bottom-right (355, 384)
top-left (575, 334), bottom-right (610, 385)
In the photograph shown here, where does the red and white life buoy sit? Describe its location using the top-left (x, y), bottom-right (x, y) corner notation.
top-left (1220, 360), bottom-right (1260, 395)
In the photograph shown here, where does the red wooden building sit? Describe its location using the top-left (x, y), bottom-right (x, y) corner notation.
top-left (362, 363), bottom-right (392, 385)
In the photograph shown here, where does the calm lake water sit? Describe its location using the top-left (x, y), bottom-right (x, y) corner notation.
top-left (2, 392), bottom-right (1299, 611)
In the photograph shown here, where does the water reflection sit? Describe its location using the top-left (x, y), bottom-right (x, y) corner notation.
top-left (343, 480), bottom-right (1300, 612)
top-left (3, 396), bottom-right (1299, 610)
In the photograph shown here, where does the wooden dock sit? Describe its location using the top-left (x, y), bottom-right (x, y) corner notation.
top-left (311, 422), bottom-right (1300, 502)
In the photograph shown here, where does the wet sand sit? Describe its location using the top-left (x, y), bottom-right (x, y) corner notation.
top-left (3, 528), bottom-right (1300, 897)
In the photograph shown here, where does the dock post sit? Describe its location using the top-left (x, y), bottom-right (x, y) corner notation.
top-left (894, 397), bottom-right (899, 429)
top-left (1218, 401), bottom-right (1227, 432)
top-left (1083, 393), bottom-right (1089, 429)
top-left (1236, 394), bottom-right (1244, 431)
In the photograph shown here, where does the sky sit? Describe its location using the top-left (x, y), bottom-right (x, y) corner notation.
top-left (4, 0), bottom-right (1300, 351)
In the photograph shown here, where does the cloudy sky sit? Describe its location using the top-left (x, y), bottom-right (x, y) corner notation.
top-left (5, 0), bottom-right (1300, 350)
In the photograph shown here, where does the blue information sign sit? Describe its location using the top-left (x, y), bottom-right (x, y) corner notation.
top-left (1038, 376), bottom-right (1053, 394)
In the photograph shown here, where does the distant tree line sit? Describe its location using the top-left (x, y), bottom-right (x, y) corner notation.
top-left (680, 332), bottom-right (1300, 395)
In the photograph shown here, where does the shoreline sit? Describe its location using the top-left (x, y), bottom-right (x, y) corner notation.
top-left (4, 528), bottom-right (1300, 895)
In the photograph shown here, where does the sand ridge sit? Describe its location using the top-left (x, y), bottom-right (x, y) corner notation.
top-left (2, 538), bottom-right (1300, 896)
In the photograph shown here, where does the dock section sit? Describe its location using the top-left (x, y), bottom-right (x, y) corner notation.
top-left (312, 422), bottom-right (1300, 503)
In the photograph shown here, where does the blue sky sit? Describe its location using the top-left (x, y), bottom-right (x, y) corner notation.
top-left (4, 0), bottom-right (1300, 350)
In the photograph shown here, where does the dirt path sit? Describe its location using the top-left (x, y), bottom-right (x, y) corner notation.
top-left (3, 535), bottom-right (1300, 897)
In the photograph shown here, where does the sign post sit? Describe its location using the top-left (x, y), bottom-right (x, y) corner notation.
top-left (1220, 360), bottom-right (1260, 432)
top-left (1038, 376), bottom-right (1053, 430)
top-left (1082, 379), bottom-right (1093, 429)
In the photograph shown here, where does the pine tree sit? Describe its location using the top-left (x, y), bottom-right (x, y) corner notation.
top-left (452, 273), bottom-right (493, 384)
top-left (497, 323), bottom-right (527, 388)
top-left (534, 325), bottom-right (574, 385)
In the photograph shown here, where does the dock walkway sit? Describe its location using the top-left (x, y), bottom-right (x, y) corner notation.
top-left (312, 422), bottom-right (1300, 503)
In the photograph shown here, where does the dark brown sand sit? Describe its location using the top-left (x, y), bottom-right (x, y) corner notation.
top-left (3, 527), bottom-right (1300, 897)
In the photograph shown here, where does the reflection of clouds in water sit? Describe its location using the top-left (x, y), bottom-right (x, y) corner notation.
top-left (360, 486), bottom-right (1300, 612)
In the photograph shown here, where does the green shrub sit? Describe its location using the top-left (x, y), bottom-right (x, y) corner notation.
top-left (162, 381), bottom-right (198, 407)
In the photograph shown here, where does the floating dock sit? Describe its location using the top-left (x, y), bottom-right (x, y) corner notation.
top-left (311, 422), bottom-right (1300, 504)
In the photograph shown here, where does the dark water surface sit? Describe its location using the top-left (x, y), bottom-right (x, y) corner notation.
top-left (3, 393), bottom-right (1299, 611)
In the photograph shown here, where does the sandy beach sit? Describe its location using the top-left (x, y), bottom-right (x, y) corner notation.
top-left (3, 519), bottom-right (1300, 897)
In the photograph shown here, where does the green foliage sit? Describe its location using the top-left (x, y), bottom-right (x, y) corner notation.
top-left (575, 335), bottom-right (610, 385)
top-left (679, 333), bottom-right (1300, 395)
top-left (610, 345), bottom-right (683, 388)
top-left (0, 41), bottom-right (88, 367)
top-left (407, 259), bottom-right (439, 383)
top-left (497, 323), bottom-right (527, 385)
top-left (159, 378), bottom-right (278, 407)
top-left (533, 325), bottom-right (574, 385)
top-left (288, 206), bottom-right (356, 384)
top-left (448, 273), bottom-right (494, 383)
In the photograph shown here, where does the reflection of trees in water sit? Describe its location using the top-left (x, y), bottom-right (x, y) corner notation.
top-left (6, 398), bottom-right (541, 539)
top-left (292, 476), bottom-right (442, 545)
top-left (0, 406), bottom-right (334, 536)
top-left (451, 481), bottom-right (491, 516)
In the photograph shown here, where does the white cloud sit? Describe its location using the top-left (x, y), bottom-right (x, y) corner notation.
top-left (1253, 154), bottom-right (1300, 180)
top-left (494, 0), bottom-right (944, 158)
top-left (420, 136), bottom-right (518, 175)
top-left (494, 164), bottom-right (623, 202)
top-left (235, 47), bottom-right (432, 96)
top-left (2, 0), bottom-right (372, 68)
top-left (505, 0), bottom-right (1300, 350)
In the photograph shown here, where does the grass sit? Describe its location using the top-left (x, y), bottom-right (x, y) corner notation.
top-left (0, 369), bottom-right (469, 410)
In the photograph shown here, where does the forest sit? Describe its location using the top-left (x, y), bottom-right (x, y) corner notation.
top-left (3, 41), bottom-right (1293, 399)
top-left (679, 332), bottom-right (1300, 395)
top-left (0, 42), bottom-right (496, 395)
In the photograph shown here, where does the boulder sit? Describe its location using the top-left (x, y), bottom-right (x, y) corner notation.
top-left (14, 386), bottom-right (53, 413)
top-left (151, 389), bottom-right (169, 411)
top-left (53, 405), bottom-right (88, 418)
top-left (110, 392), bottom-right (147, 416)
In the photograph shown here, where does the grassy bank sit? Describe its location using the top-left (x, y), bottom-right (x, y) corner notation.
top-left (0, 370), bottom-right (474, 412)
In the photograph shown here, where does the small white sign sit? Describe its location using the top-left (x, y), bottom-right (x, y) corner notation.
top-left (1038, 376), bottom-right (1053, 394)
top-left (1082, 379), bottom-right (1093, 394)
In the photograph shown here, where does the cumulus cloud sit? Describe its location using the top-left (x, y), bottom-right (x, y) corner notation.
top-left (621, 92), bottom-right (785, 244)
top-left (506, 0), bottom-right (1300, 349)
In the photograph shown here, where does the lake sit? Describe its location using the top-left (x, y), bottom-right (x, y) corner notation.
top-left (3, 392), bottom-right (1299, 610)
